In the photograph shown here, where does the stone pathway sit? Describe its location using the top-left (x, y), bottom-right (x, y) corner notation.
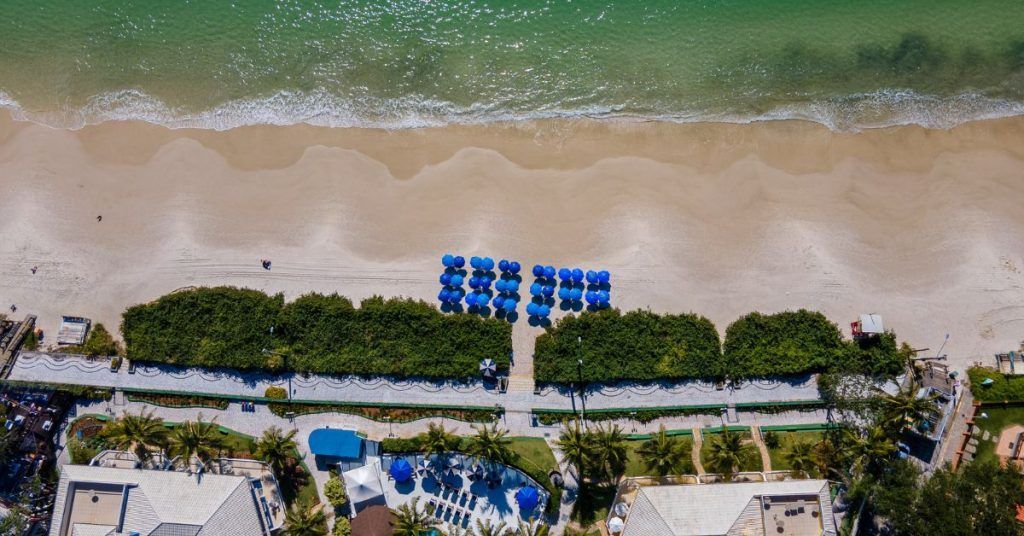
top-left (690, 427), bottom-right (706, 475)
top-left (508, 324), bottom-right (538, 393)
top-left (751, 426), bottom-right (772, 472)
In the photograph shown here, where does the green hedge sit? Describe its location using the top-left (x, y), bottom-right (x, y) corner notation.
top-left (534, 308), bottom-right (722, 383)
top-left (723, 310), bottom-right (905, 378)
top-left (122, 287), bottom-right (283, 370)
top-left (121, 288), bottom-right (512, 380)
top-left (968, 366), bottom-right (1024, 402)
top-left (278, 294), bottom-right (511, 378)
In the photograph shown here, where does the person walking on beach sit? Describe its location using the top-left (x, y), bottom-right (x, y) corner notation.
top-left (261, 259), bottom-right (272, 270)
top-left (30, 266), bottom-right (37, 274)
top-left (96, 215), bottom-right (102, 222)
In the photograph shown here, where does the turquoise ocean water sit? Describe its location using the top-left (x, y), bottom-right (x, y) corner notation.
top-left (1, 0), bottom-right (1023, 130)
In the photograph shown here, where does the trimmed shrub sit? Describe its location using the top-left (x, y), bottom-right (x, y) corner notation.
top-left (323, 476), bottom-right (347, 508)
top-left (333, 517), bottom-right (351, 536)
top-left (534, 308), bottom-right (723, 383)
top-left (121, 287), bottom-right (283, 370)
top-left (722, 310), bottom-right (844, 378)
top-left (264, 386), bottom-right (287, 400)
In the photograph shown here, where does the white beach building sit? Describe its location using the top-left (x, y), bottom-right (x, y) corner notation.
top-left (49, 464), bottom-right (281, 536)
top-left (616, 479), bottom-right (836, 536)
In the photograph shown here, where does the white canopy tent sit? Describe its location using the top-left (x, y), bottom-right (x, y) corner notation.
top-left (344, 462), bottom-right (385, 508)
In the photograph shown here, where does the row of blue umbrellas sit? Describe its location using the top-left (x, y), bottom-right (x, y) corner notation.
top-left (390, 457), bottom-right (539, 511)
top-left (442, 254), bottom-right (523, 275)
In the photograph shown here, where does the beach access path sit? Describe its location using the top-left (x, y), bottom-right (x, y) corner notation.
top-left (10, 351), bottom-right (825, 413)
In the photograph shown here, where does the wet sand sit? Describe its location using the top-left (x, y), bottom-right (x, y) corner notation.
top-left (2, 113), bottom-right (1023, 371)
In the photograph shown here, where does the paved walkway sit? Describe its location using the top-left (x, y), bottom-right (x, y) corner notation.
top-left (11, 352), bottom-right (825, 413)
top-left (690, 428), bottom-right (705, 475)
top-left (751, 426), bottom-right (772, 472)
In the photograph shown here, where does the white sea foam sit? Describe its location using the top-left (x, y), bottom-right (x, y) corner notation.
top-left (1, 87), bottom-right (1023, 132)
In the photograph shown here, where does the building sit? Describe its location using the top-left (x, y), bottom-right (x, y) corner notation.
top-left (615, 479), bottom-right (836, 536)
top-left (49, 463), bottom-right (283, 536)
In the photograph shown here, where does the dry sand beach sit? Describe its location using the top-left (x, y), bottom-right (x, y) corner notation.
top-left (2, 112), bottom-right (1024, 371)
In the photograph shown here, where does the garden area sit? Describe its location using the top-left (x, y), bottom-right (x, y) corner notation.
top-left (699, 428), bottom-right (763, 474)
top-left (66, 412), bottom-right (319, 506)
top-left (535, 308), bottom-right (908, 384)
top-left (965, 406), bottom-right (1024, 466)
top-left (763, 429), bottom-right (824, 473)
top-left (121, 287), bottom-right (512, 379)
top-left (968, 366), bottom-right (1024, 402)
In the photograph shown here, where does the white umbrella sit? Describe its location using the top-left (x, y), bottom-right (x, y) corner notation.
top-left (479, 358), bottom-right (497, 377)
top-left (418, 458), bottom-right (432, 473)
top-left (613, 502), bottom-right (629, 517)
top-left (344, 464), bottom-right (384, 504)
top-left (608, 517), bottom-right (625, 534)
top-left (446, 457), bottom-right (462, 475)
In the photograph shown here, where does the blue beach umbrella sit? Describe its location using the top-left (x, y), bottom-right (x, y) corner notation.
top-left (557, 287), bottom-right (571, 300)
top-left (476, 293), bottom-right (490, 307)
top-left (470, 256), bottom-right (482, 269)
top-left (469, 276), bottom-right (481, 289)
top-left (542, 285), bottom-right (555, 298)
top-left (526, 302), bottom-right (538, 316)
top-left (543, 266), bottom-right (556, 278)
top-left (585, 291), bottom-right (598, 304)
top-left (558, 268), bottom-right (572, 281)
top-left (502, 299), bottom-right (515, 312)
top-left (450, 274), bottom-right (464, 287)
top-left (571, 268), bottom-right (584, 283)
top-left (498, 259), bottom-right (510, 272)
top-left (569, 288), bottom-right (583, 301)
top-left (509, 261), bottom-right (522, 274)
top-left (530, 282), bottom-right (543, 296)
top-left (440, 273), bottom-right (452, 285)
top-left (495, 279), bottom-right (508, 293)
top-left (389, 459), bottom-right (414, 483)
top-left (492, 295), bottom-right (506, 309)
top-left (532, 265), bottom-right (545, 277)
top-left (442, 254), bottom-right (455, 267)
top-left (482, 257), bottom-right (495, 271)
top-left (598, 270), bottom-right (611, 283)
top-left (598, 290), bottom-right (610, 303)
top-left (538, 304), bottom-right (551, 317)
top-left (454, 256), bottom-right (466, 268)
top-left (586, 270), bottom-right (598, 284)
top-left (505, 280), bottom-right (519, 293)
top-left (516, 486), bottom-right (540, 510)
top-left (448, 289), bottom-right (463, 303)
top-left (438, 289), bottom-right (451, 302)
top-left (480, 276), bottom-right (492, 289)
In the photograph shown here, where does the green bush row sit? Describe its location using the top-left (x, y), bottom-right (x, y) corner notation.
top-left (121, 287), bottom-right (512, 379)
top-left (968, 366), bottom-right (1024, 402)
top-left (267, 401), bottom-right (499, 423)
top-left (534, 406), bottom-right (721, 426)
top-left (534, 308), bottom-right (907, 383)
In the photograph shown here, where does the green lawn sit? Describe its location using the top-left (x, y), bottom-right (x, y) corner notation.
top-left (624, 438), bottom-right (695, 477)
top-left (970, 406), bottom-right (1024, 466)
top-left (764, 430), bottom-right (823, 472)
top-left (508, 437), bottom-right (558, 475)
top-left (572, 483), bottom-right (617, 527)
top-left (700, 431), bottom-right (763, 473)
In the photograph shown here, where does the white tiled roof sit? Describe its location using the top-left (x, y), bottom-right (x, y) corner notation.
top-left (621, 480), bottom-right (834, 536)
top-left (51, 465), bottom-right (267, 536)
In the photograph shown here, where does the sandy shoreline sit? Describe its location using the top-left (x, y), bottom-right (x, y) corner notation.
top-left (2, 112), bottom-right (1023, 372)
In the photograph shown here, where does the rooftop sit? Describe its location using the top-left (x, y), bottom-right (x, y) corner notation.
top-left (49, 464), bottom-right (279, 536)
top-left (618, 479), bottom-right (835, 536)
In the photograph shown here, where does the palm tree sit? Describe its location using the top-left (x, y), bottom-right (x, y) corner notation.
top-left (704, 427), bottom-right (753, 481)
top-left (283, 500), bottom-right (327, 536)
top-left (783, 441), bottom-right (817, 476)
top-left (466, 423), bottom-right (514, 467)
top-left (168, 414), bottom-right (223, 468)
top-left (637, 425), bottom-right (688, 476)
top-left (254, 426), bottom-right (298, 475)
top-left (589, 424), bottom-right (628, 484)
top-left (510, 519), bottom-right (550, 535)
top-left (420, 423), bottom-right (456, 460)
top-left (556, 422), bottom-right (591, 480)
top-left (103, 409), bottom-right (168, 462)
top-left (843, 425), bottom-right (895, 478)
top-left (874, 377), bottom-right (939, 437)
top-left (391, 497), bottom-right (438, 536)
top-left (473, 519), bottom-right (507, 536)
